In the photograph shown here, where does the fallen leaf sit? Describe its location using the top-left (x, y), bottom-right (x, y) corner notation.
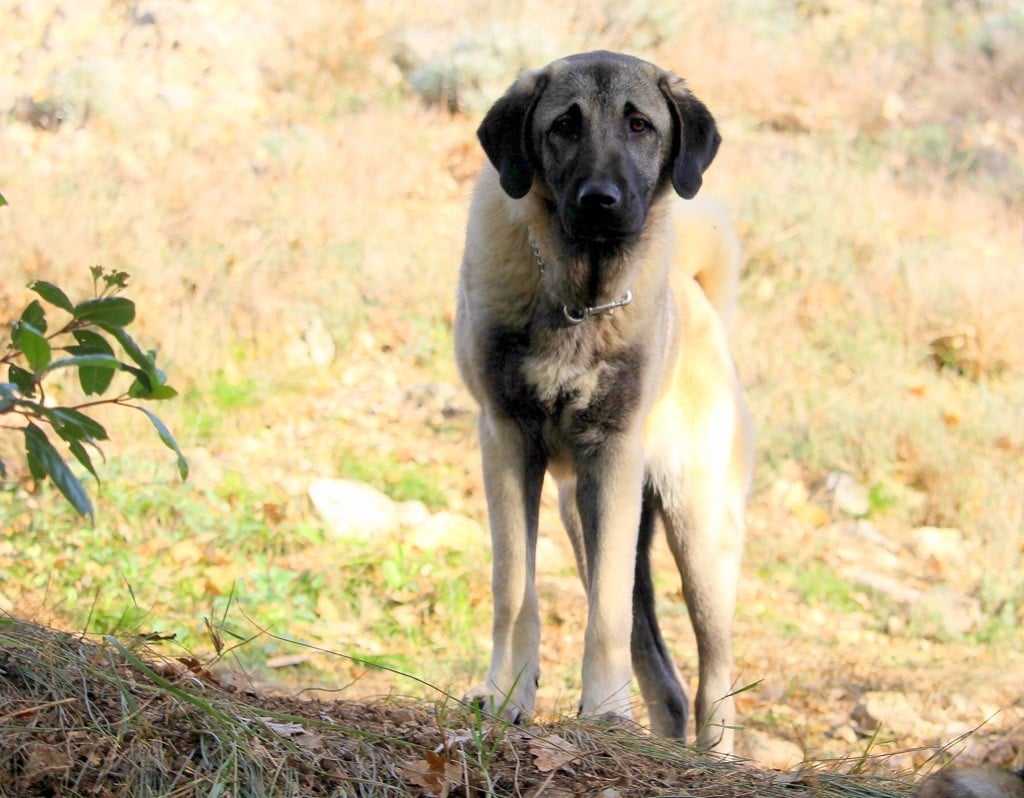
top-left (529, 733), bottom-right (581, 773)
top-left (401, 751), bottom-right (462, 798)
top-left (790, 501), bottom-right (830, 527)
top-left (257, 717), bottom-right (306, 737)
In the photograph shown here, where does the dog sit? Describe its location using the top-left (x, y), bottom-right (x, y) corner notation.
top-left (454, 50), bottom-right (753, 753)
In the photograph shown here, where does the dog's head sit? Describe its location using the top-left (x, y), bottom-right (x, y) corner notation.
top-left (478, 51), bottom-right (720, 246)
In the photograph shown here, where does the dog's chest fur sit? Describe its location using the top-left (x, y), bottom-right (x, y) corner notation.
top-left (483, 317), bottom-right (644, 451)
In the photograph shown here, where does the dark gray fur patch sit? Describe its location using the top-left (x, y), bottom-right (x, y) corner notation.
top-left (563, 344), bottom-right (645, 452)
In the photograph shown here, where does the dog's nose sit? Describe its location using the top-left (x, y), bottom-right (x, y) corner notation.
top-left (577, 181), bottom-right (622, 209)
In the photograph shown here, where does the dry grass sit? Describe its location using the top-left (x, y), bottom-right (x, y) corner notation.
top-left (0, 615), bottom-right (918, 797)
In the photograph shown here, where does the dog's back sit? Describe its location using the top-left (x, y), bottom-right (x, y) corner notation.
top-left (670, 196), bottom-right (742, 333)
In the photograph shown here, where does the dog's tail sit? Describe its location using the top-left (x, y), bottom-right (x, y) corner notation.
top-left (671, 197), bottom-right (743, 332)
top-left (631, 482), bottom-right (689, 738)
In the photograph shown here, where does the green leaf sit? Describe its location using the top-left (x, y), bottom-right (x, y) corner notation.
top-left (26, 445), bottom-right (45, 480)
top-left (138, 406), bottom-right (188, 481)
top-left (69, 329), bottom-right (117, 394)
top-left (50, 407), bottom-right (109, 442)
top-left (67, 438), bottom-right (100, 483)
top-left (150, 384), bottom-right (178, 400)
top-left (71, 329), bottom-right (115, 352)
top-left (0, 192), bottom-right (7, 207)
top-left (72, 297), bottom-right (136, 328)
top-left (30, 281), bottom-right (74, 313)
top-left (107, 327), bottom-right (155, 373)
top-left (44, 353), bottom-right (122, 374)
top-left (82, 364), bottom-right (117, 396)
top-left (122, 365), bottom-right (153, 394)
top-left (23, 423), bottom-right (94, 520)
top-left (21, 300), bottom-right (47, 334)
top-left (11, 321), bottom-right (52, 371)
top-left (7, 366), bottom-right (35, 397)
top-left (129, 379), bottom-right (177, 400)
top-left (0, 457), bottom-right (6, 479)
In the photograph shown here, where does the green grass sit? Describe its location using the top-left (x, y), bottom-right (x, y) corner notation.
top-left (336, 446), bottom-right (449, 508)
top-left (0, 447), bottom-right (483, 687)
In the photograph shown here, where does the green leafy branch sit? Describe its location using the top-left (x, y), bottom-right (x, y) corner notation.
top-left (1, 263), bottom-right (188, 521)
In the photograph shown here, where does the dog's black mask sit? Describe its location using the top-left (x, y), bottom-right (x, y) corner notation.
top-left (477, 51), bottom-right (721, 252)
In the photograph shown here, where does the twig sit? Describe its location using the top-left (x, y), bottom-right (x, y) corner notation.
top-left (0, 696), bottom-right (78, 723)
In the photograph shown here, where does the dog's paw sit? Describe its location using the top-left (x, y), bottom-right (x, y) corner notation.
top-left (462, 685), bottom-right (525, 725)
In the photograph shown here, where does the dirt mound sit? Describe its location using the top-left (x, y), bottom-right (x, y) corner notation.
top-left (0, 616), bottom-right (918, 797)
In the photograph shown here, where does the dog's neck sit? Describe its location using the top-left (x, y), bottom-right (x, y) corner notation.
top-left (528, 231), bottom-right (635, 326)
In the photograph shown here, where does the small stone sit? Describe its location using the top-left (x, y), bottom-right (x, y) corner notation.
top-left (407, 512), bottom-right (483, 550)
top-left (916, 767), bottom-right (1024, 798)
top-left (825, 471), bottom-right (871, 518)
top-left (308, 479), bottom-right (398, 538)
top-left (911, 527), bottom-right (966, 566)
top-left (737, 729), bottom-right (804, 770)
top-left (910, 586), bottom-right (983, 639)
top-left (396, 500), bottom-right (430, 528)
top-left (852, 691), bottom-right (935, 739)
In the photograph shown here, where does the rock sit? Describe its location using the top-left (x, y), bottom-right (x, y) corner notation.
top-left (845, 568), bottom-right (924, 605)
top-left (916, 767), bottom-right (1024, 798)
top-left (852, 691), bottom-right (936, 739)
top-left (300, 315), bottom-right (336, 367)
top-left (911, 527), bottom-right (966, 567)
top-left (396, 500), bottom-right (430, 529)
top-left (825, 471), bottom-right (871, 518)
top-left (407, 511), bottom-right (483, 551)
top-left (284, 313), bottom-right (336, 367)
top-left (308, 479), bottom-right (398, 538)
top-left (848, 519), bottom-right (893, 549)
top-left (909, 586), bottom-right (983, 639)
top-left (737, 729), bottom-right (804, 770)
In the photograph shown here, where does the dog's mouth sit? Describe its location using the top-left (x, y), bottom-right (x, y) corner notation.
top-left (560, 216), bottom-right (643, 249)
top-left (557, 192), bottom-right (646, 247)
top-left (561, 204), bottom-right (638, 241)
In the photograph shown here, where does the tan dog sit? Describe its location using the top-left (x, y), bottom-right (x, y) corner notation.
top-left (454, 51), bottom-right (753, 752)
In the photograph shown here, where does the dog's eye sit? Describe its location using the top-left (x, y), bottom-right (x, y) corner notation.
top-left (628, 116), bottom-right (651, 134)
top-left (551, 115), bottom-right (580, 139)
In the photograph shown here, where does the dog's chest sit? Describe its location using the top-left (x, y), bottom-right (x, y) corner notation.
top-left (484, 322), bottom-right (643, 446)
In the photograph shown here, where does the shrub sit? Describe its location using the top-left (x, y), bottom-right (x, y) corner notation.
top-left (1, 194), bottom-right (186, 521)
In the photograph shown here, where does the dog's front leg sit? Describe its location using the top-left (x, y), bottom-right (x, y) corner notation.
top-left (465, 412), bottom-right (546, 723)
top-left (576, 437), bottom-right (645, 722)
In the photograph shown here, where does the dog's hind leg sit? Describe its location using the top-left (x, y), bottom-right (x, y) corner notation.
top-left (661, 471), bottom-right (744, 753)
top-left (557, 477), bottom-right (588, 585)
top-left (631, 482), bottom-right (690, 738)
top-left (464, 413), bottom-right (546, 723)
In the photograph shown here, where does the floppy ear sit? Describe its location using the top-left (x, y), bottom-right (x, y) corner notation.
top-left (659, 75), bottom-right (721, 199)
top-left (477, 70), bottom-right (549, 199)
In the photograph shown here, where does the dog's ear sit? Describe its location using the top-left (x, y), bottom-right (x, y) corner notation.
top-left (477, 69), bottom-right (549, 199)
top-left (659, 75), bottom-right (721, 199)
